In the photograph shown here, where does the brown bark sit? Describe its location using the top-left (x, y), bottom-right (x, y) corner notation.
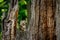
top-left (39, 0), bottom-right (56, 40)
top-left (39, 0), bottom-right (47, 40)
top-left (28, 0), bottom-right (56, 40)
top-left (2, 0), bottom-right (18, 40)
top-left (47, 0), bottom-right (56, 40)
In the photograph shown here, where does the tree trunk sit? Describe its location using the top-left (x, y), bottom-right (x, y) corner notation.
top-left (56, 0), bottom-right (60, 40)
top-left (28, 0), bottom-right (56, 40)
top-left (2, 0), bottom-right (18, 40)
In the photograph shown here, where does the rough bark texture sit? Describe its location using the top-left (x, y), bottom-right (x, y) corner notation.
top-left (27, 0), bottom-right (39, 40)
top-left (28, 0), bottom-right (56, 40)
top-left (2, 0), bottom-right (18, 40)
top-left (46, 0), bottom-right (56, 40)
top-left (56, 0), bottom-right (60, 40)
top-left (39, 0), bottom-right (47, 40)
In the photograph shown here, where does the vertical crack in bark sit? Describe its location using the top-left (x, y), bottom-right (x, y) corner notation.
top-left (38, 0), bottom-right (41, 40)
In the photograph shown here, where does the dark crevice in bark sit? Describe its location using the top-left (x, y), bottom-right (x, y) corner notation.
top-left (38, 0), bottom-right (41, 40)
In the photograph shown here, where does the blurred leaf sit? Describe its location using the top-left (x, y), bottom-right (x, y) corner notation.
top-left (25, 9), bottom-right (27, 16)
top-left (0, 2), bottom-right (6, 7)
top-left (0, 0), bottom-right (4, 3)
top-left (24, 1), bottom-right (27, 4)
top-left (1, 9), bottom-right (7, 12)
top-left (1, 9), bottom-right (4, 12)
top-left (19, 0), bottom-right (27, 5)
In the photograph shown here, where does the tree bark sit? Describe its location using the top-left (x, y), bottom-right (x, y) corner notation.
top-left (56, 0), bottom-right (60, 40)
top-left (28, 0), bottom-right (56, 40)
top-left (2, 0), bottom-right (18, 40)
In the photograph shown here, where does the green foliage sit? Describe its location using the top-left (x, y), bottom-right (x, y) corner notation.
top-left (19, 0), bottom-right (27, 5)
top-left (18, 0), bottom-right (28, 25)
top-left (0, 0), bottom-right (4, 3)
top-left (0, 2), bottom-right (6, 7)
top-left (0, 32), bottom-right (2, 40)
